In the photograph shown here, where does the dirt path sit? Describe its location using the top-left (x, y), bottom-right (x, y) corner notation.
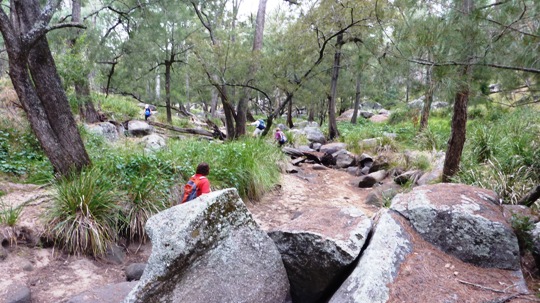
top-left (246, 164), bottom-right (379, 231)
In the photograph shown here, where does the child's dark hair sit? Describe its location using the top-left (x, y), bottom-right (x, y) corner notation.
top-left (196, 162), bottom-right (210, 175)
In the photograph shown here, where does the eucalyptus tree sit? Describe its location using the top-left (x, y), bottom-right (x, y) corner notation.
top-left (0, 0), bottom-right (91, 176)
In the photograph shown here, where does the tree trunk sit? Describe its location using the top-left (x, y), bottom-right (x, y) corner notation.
top-left (165, 63), bottom-right (172, 123)
top-left (442, 0), bottom-right (474, 182)
top-left (328, 33), bottom-right (343, 140)
top-left (0, 1), bottom-right (91, 176)
top-left (351, 73), bottom-right (361, 124)
top-left (236, 0), bottom-right (267, 137)
top-left (71, 0), bottom-right (99, 123)
top-left (419, 64), bottom-right (434, 131)
top-left (442, 66), bottom-right (471, 182)
top-left (210, 88), bottom-right (218, 118)
top-left (287, 94), bottom-right (294, 128)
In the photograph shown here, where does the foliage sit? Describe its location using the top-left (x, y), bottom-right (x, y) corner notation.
top-left (45, 167), bottom-right (120, 256)
top-left (0, 200), bottom-right (23, 227)
top-left (164, 137), bottom-right (285, 201)
top-left (98, 94), bottom-right (141, 120)
top-left (0, 127), bottom-right (52, 183)
top-left (510, 213), bottom-right (534, 253)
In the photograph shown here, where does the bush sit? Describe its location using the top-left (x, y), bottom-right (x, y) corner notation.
top-left (45, 167), bottom-right (120, 256)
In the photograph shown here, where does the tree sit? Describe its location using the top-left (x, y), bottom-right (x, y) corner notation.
top-left (0, 0), bottom-right (91, 176)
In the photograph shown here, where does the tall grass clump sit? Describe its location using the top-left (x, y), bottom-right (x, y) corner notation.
top-left (45, 167), bottom-right (120, 256)
top-left (91, 145), bottom-right (176, 242)
top-left (166, 137), bottom-right (285, 201)
top-left (458, 106), bottom-right (539, 204)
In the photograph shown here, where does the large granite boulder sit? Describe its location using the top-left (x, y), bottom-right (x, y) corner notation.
top-left (124, 189), bottom-right (290, 303)
top-left (329, 210), bottom-right (413, 303)
top-left (330, 187), bottom-right (528, 303)
top-left (268, 206), bottom-right (371, 303)
top-left (85, 122), bottom-right (121, 142)
top-left (127, 121), bottom-right (153, 137)
top-left (304, 127), bottom-right (326, 144)
top-left (391, 183), bottom-right (520, 270)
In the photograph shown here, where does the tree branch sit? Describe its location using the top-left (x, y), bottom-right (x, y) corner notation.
top-left (22, 0), bottom-right (62, 47)
top-left (408, 58), bottom-right (540, 74)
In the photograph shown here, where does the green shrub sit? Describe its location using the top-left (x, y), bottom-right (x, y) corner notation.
top-left (98, 94), bottom-right (141, 120)
top-left (45, 167), bottom-right (120, 256)
top-left (0, 201), bottom-right (23, 227)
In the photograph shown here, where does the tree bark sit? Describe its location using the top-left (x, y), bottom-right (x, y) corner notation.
top-left (286, 94), bottom-right (294, 128)
top-left (419, 64), bottom-right (434, 131)
top-left (442, 0), bottom-right (474, 182)
top-left (71, 0), bottom-right (99, 123)
top-left (0, 1), bottom-right (91, 176)
top-left (518, 185), bottom-right (540, 207)
top-left (442, 66), bottom-right (471, 182)
top-left (351, 73), bottom-right (361, 124)
top-left (328, 33), bottom-right (343, 140)
top-left (165, 62), bottom-right (173, 123)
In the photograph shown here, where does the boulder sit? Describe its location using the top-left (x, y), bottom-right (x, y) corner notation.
top-left (269, 206), bottom-right (371, 303)
top-left (125, 263), bottom-right (146, 281)
top-left (394, 170), bottom-right (424, 185)
top-left (359, 111), bottom-right (373, 118)
top-left (3, 282), bottom-right (31, 303)
top-left (391, 184), bottom-right (520, 270)
top-left (331, 192), bottom-right (528, 303)
top-left (369, 114), bottom-right (389, 123)
top-left (365, 183), bottom-right (401, 207)
top-left (141, 134), bottom-right (166, 151)
top-left (320, 142), bottom-right (347, 154)
top-left (67, 282), bottom-right (137, 303)
top-left (334, 150), bottom-right (356, 168)
top-left (304, 127), bottom-right (326, 144)
top-left (127, 120), bottom-right (153, 137)
top-left (329, 210), bottom-right (413, 303)
top-left (85, 122), bottom-right (120, 142)
top-left (124, 189), bottom-right (290, 303)
top-left (355, 170), bottom-right (386, 188)
top-left (360, 101), bottom-right (383, 110)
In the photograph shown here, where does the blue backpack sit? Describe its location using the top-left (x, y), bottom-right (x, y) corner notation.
top-left (182, 176), bottom-right (203, 203)
top-left (145, 108), bottom-right (151, 117)
top-left (257, 119), bottom-right (266, 130)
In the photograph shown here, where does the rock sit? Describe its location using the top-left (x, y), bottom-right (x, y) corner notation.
top-left (391, 184), bottom-right (520, 270)
top-left (141, 134), bottom-right (166, 151)
top-left (320, 142), bottom-right (347, 154)
top-left (369, 114), bottom-right (389, 123)
top-left (361, 101), bottom-right (383, 110)
top-left (125, 263), bottom-right (146, 281)
top-left (127, 120), bottom-right (153, 137)
top-left (297, 145), bottom-right (315, 152)
top-left (347, 166), bottom-right (361, 176)
top-left (85, 122), bottom-right (120, 142)
top-left (124, 189), bottom-right (290, 303)
top-left (502, 205), bottom-right (539, 225)
top-left (334, 150), bottom-right (356, 168)
top-left (394, 170), bottom-right (424, 185)
top-left (357, 153), bottom-right (373, 168)
top-left (329, 210), bottom-right (412, 303)
top-left (431, 101), bottom-right (449, 109)
top-left (359, 111), bottom-right (373, 118)
top-left (295, 121), bottom-right (319, 128)
top-left (365, 183), bottom-right (401, 207)
top-left (277, 123), bottom-right (289, 131)
top-left (20, 260), bottom-right (33, 272)
top-left (355, 170), bottom-right (386, 188)
top-left (285, 163), bottom-right (299, 173)
top-left (310, 143), bottom-right (322, 151)
top-left (304, 127), bottom-right (326, 144)
top-left (4, 282), bottom-right (31, 303)
top-left (67, 282), bottom-right (137, 303)
top-left (530, 223), bottom-right (540, 271)
top-left (369, 156), bottom-right (390, 173)
top-left (269, 206), bottom-right (371, 303)
top-left (417, 167), bottom-right (442, 185)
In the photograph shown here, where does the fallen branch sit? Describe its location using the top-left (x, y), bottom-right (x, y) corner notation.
top-left (148, 121), bottom-right (214, 137)
top-left (457, 279), bottom-right (510, 294)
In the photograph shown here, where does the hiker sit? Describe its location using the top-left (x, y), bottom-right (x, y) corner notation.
top-left (275, 128), bottom-right (287, 147)
top-left (181, 162), bottom-right (211, 203)
top-left (250, 119), bottom-right (266, 137)
top-left (144, 104), bottom-right (151, 121)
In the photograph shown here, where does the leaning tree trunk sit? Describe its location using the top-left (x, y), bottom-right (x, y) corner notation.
top-left (0, 1), bottom-right (91, 176)
top-left (328, 33), bottom-right (343, 140)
